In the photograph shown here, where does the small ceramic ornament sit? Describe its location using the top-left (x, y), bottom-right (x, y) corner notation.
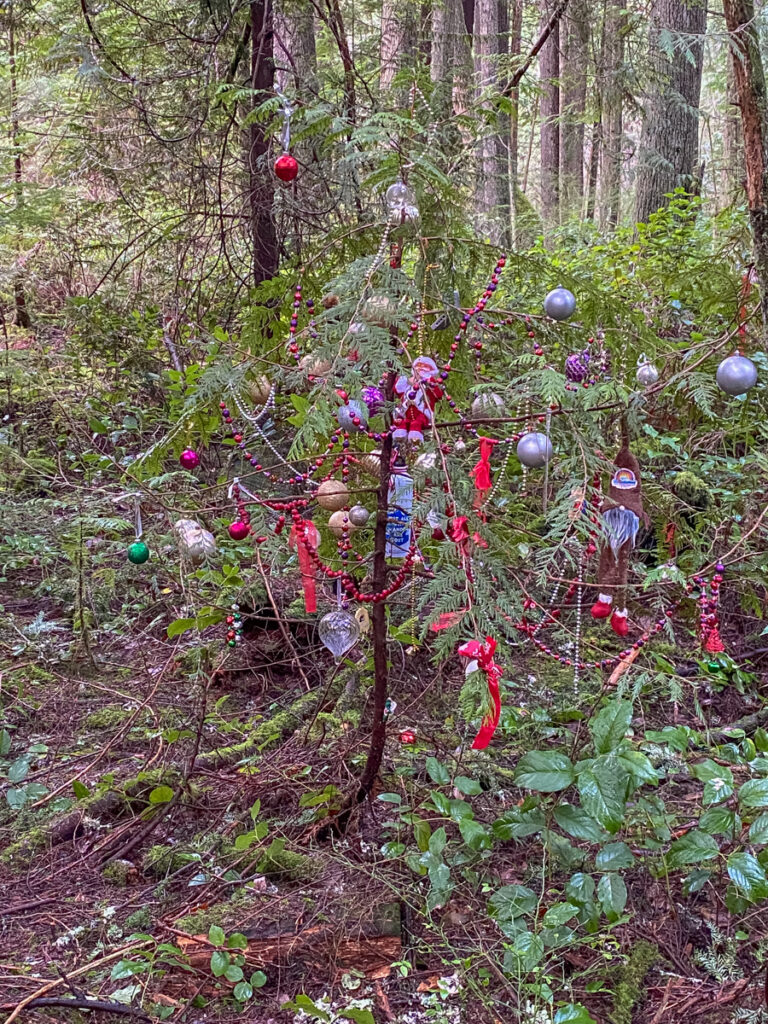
top-left (348, 505), bottom-right (370, 527)
top-left (318, 609), bottom-right (360, 661)
top-left (716, 353), bottom-right (757, 396)
top-left (337, 399), bottom-right (368, 431)
top-left (179, 449), bottom-right (200, 471)
top-left (174, 519), bottom-right (216, 564)
top-left (328, 510), bottom-right (356, 537)
top-left (471, 393), bottom-right (505, 418)
top-left (316, 479), bottom-right (349, 511)
top-left (516, 432), bottom-right (553, 468)
top-left (544, 286), bottom-right (576, 321)
top-left (636, 355), bottom-right (659, 387)
top-left (299, 354), bottom-right (332, 378)
top-left (127, 541), bottom-right (150, 564)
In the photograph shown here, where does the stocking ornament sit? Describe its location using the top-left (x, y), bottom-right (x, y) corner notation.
top-left (591, 442), bottom-right (647, 637)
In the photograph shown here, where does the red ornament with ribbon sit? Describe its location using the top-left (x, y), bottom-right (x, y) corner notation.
top-left (458, 637), bottom-right (503, 750)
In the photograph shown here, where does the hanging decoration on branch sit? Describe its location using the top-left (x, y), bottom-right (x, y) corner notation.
top-left (179, 448), bottom-right (201, 471)
top-left (517, 432), bottom-right (552, 469)
top-left (393, 356), bottom-right (442, 443)
top-left (318, 608), bottom-right (361, 661)
top-left (636, 354), bottom-right (660, 387)
top-left (458, 638), bottom-right (503, 750)
top-left (716, 352), bottom-right (757, 396)
top-left (544, 285), bottom-right (576, 321)
top-left (174, 518), bottom-right (216, 564)
top-left (274, 88), bottom-right (298, 183)
top-left (127, 494), bottom-right (150, 565)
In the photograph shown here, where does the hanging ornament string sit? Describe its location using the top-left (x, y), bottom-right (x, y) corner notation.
top-left (696, 564), bottom-right (726, 654)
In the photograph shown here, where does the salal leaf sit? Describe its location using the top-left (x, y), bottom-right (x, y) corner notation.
top-left (515, 751), bottom-right (575, 793)
top-left (590, 700), bottom-right (633, 755)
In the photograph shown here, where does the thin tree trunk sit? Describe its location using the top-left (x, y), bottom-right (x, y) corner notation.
top-left (381, 1), bottom-right (416, 92)
top-left (723, 0), bottom-right (768, 342)
top-left (508, 0), bottom-right (523, 241)
top-left (599, 0), bottom-right (624, 228)
top-left (635, 0), bottom-right (706, 225)
top-left (274, 0), bottom-right (318, 94)
top-left (539, 3), bottom-right (560, 237)
top-left (723, 53), bottom-right (745, 204)
top-left (560, 0), bottom-right (588, 219)
top-left (9, 5), bottom-right (29, 329)
top-left (473, 0), bottom-right (507, 242)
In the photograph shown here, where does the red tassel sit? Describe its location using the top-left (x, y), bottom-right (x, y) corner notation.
top-left (470, 437), bottom-right (498, 508)
top-left (289, 520), bottom-right (319, 613)
top-left (458, 637), bottom-right (503, 749)
top-left (705, 625), bottom-right (725, 653)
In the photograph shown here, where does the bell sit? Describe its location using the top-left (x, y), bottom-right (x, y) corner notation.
top-left (543, 286), bottom-right (576, 321)
top-left (318, 609), bottom-right (361, 661)
top-left (348, 505), bottom-right (370, 527)
top-left (471, 393), bottom-right (505, 418)
top-left (316, 479), bottom-right (349, 511)
top-left (716, 354), bottom-right (757, 396)
top-left (636, 357), bottom-right (659, 387)
top-left (174, 519), bottom-right (217, 565)
top-left (517, 432), bottom-right (553, 468)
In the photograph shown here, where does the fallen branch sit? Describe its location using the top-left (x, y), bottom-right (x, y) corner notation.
top-left (9, 996), bottom-right (149, 1020)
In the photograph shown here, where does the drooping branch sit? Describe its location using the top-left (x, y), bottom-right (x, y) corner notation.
top-left (501, 0), bottom-right (571, 97)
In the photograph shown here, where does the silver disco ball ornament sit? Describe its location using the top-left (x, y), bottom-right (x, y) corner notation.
top-left (636, 355), bottom-right (660, 387)
top-left (348, 505), bottom-right (370, 528)
top-left (716, 354), bottom-right (757, 396)
top-left (517, 432), bottom-right (553, 469)
top-left (543, 286), bottom-right (576, 321)
top-left (337, 399), bottom-right (368, 431)
top-left (318, 609), bottom-right (361, 661)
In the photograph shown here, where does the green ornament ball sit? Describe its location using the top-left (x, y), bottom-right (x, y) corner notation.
top-left (127, 541), bottom-right (150, 565)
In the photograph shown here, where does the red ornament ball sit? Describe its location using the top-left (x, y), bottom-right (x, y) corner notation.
top-left (228, 520), bottom-right (250, 541)
top-left (179, 448), bottom-right (200, 471)
top-left (275, 153), bottom-right (298, 182)
top-left (399, 729), bottom-right (417, 744)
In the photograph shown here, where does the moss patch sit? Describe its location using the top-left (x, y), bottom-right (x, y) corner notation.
top-left (610, 940), bottom-right (659, 1024)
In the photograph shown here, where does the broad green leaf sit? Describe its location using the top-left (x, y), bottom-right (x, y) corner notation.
top-left (0, 729), bottom-right (11, 756)
top-left (284, 995), bottom-right (330, 1021)
top-left (616, 750), bottom-right (659, 788)
top-left (234, 831), bottom-right (258, 852)
top-left (553, 804), bottom-right (606, 842)
top-left (699, 807), bottom-right (739, 836)
top-left (413, 817), bottom-right (431, 852)
top-left (377, 792), bottom-right (402, 804)
top-left (692, 759), bottom-right (734, 785)
top-left (754, 727), bottom-right (768, 752)
top-left (251, 970), bottom-right (267, 988)
top-left (426, 757), bottom-right (450, 785)
top-left (458, 816), bottom-right (491, 850)
top-left (454, 775), bottom-right (483, 795)
top-left (492, 807), bottom-right (545, 840)
top-left (339, 1011), bottom-right (375, 1024)
top-left (210, 950), bottom-right (229, 976)
top-left (666, 830), bottom-right (719, 867)
top-left (683, 869), bottom-right (712, 895)
top-left (577, 761), bottom-right (625, 832)
top-left (110, 984), bottom-right (141, 1005)
top-left (208, 925), bottom-right (226, 947)
top-left (595, 842), bottom-right (635, 871)
top-left (750, 813), bottom-right (768, 844)
top-left (489, 884), bottom-right (538, 922)
top-left (543, 902), bottom-right (579, 926)
top-left (233, 982), bottom-right (253, 1001)
top-left (566, 872), bottom-right (596, 905)
top-left (597, 873), bottom-right (627, 920)
top-left (515, 751), bottom-right (575, 792)
top-left (590, 700), bottom-right (633, 754)
top-left (503, 930), bottom-right (544, 972)
top-left (7, 757), bottom-right (30, 783)
top-left (149, 785), bottom-right (174, 804)
top-left (167, 617), bottom-right (196, 639)
top-left (227, 933), bottom-right (249, 949)
top-left (428, 827), bottom-right (447, 856)
top-left (6, 787), bottom-right (27, 809)
top-left (727, 851), bottom-right (768, 900)
top-left (224, 964), bottom-right (244, 982)
top-left (554, 1004), bottom-right (597, 1024)
top-left (739, 778), bottom-right (768, 809)
top-left (72, 779), bottom-right (90, 799)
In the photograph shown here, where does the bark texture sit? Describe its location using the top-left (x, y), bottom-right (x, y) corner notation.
top-left (599, 0), bottom-right (625, 228)
top-left (473, 0), bottom-right (508, 242)
top-left (560, 0), bottom-right (588, 218)
top-left (635, 0), bottom-right (706, 225)
top-left (247, 0), bottom-right (278, 287)
top-left (380, 0), bottom-right (416, 92)
top-left (539, 2), bottom-right (560, 235)
top-left (723, 0), bottom-right (768, 341)
top-left (274, 0), bottom-right (317, 94)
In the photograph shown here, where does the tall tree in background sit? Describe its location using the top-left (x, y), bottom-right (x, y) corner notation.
top-left (723, 0), bottom-right (768, 338)
top-left (380, 1), bottom-right (416, 92)
top-left (473, 0), bottom-right (508, 242)
top-left (539, 1), bottom-right (560, 234)
top-left (635, 0), bottom-right (706, 225)
top-left (6, 1), bottom-right (29, 327)
top-left (560, 0), bottom-right (588, 218)
top-left (598, 0), bottom-right (625, 228)
top-left (248, 0), bottom-right (278, 287)
top-left (274, 0), bottom-right (318, 95)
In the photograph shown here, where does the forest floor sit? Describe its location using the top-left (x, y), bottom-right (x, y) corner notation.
top-left (2, 570), bottom-right (768, 1024)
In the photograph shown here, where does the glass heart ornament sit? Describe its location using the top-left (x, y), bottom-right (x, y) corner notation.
top-left (318, 610), bottom-right (360, 661)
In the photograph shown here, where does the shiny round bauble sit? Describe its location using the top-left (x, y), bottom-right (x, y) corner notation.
top-left (565, 351), bottom-right (589, 382)
top-left (364, 294), bottom-right (396, 328)
top-left (389, 203), bottom-right (420, 238)
top-left (360, 451), bottom-right (381, 478)
top-left (544, 286), bottom-right (576, 321)
top-left (362, 385), bottom-right (384, 416)
top-left (318, 609), bottom-right (361, 660)
top-left (385, 180), bottom-right (415, 210)
top-left (179, 448), bottom-right (200, 471)
top-left (716, 354), bottom-right (757, 396)
top-left (228, 520), bottom-right (250, 541)
top-left (348, 505), bottom-right (370, 527)
top-left (246, 374), bottom-right (271, 405)
top-left (399, 729), bottom-right (417, 744)
top-left (636, 359), bottom-right (660, 387)
top-left (471, 393), bottom-right (505, 418)
top-left (127, 541), bottom-right (150, 565)
top-left (328, 510), bottom-right (357, 538)
top-left (516, 432), bottom-right (553, 468)
top-left (274, 153), bottom-right (298, 182)
top-left (174, 518), bottom-right (216, 564)
top-left (316, 479), bottom-right (349, 511)
top-left (454, 438), bottom-right (466, 453)
top-left (299, 354), bottom-right (332, 378)
top-left (337, 399), bottom-right (368, 431)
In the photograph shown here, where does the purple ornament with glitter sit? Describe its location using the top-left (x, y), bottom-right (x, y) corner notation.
top-left (565, 350), bottom-right (590, 382)
top-left (362, 385), bottom-right (384, 416)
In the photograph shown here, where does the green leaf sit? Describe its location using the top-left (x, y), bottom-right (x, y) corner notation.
top-left (577, 762), bottom-right (625, 832)
top-left (458, 815), bottom-right (491, 850)
top-left (454, 775), bottom-right (483, 795)
top-left (282, 995), bottom-right (330, 1021)
top-left (566, 872), bottom-right (596, 905)
top-left (72, 779), bottom-right (90, 800)
top-left (739, 778), bottom-right (768, 809)
top-left (597, 873), bottom-right (627, 920)
top-left (208, 925), bottom-right (226, 947)
top-left (692, 759), bottom-right (734, 804)
top-left (227, 933), bottom-right (248, 949)
top-left (426, 757), bottom-right (450, 785)
top-left (727, 851), bottom-right (768, 900)
top-left (750, 813), bottom-right (768, 844)
top-left (377, 792), bottom-right (402, 804)
top-left (234, 831), bottom-right (258, 852)
top-left (754, 727), bottom-right (768, 752)
top-left (666, 830), bottom-right (719, 867)
top-left (616, 750), bottom-right (659, 788)
top-left (413, 817), bottom-right (431, 852)
top-left (590, 700), bottom-right (633, 754)
top-left (167, 617), bottom-right (196, 639)
top-left (700, 807), bottom-right (739, 836)
top-left (515, 751), bottom-right (575, 792)
top-left (209, 950), bottom-right (229, 976)
top-left (543, 902), bottom-right (579, 926)
top-left (7, 757), bottom-right (30, 783)
top-left (339, 1011), bottom-right (375, 1024)
top-left (250, 970), bottom-right (267, 988)
top-left (553, 804), bottom-right (606, 842)
top-left (6, 787), bottom-right (28, 809)
top-left (233, 982), bottom-right (253, 1001)
top-left (492, 807), bottom-right (545, 840)
top-left (224, 964), bottom-right (244, 983)
top-left (503, 930), bottom-right (544, 972)
top-left (148, 785), bottom-right (174, 804)
top-left (489, 884), bottom-right (538, 922)
top-left (595, 842), bottom-right (635, 871)
top-left (0, 729), bottom-right (11, 756)
top-left (554, 1004), bottom-right (597, 1024)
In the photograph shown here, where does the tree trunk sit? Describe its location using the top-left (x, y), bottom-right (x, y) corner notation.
top-left (508, 0), bottom-right (523, 241)
top-left (274, 0), bottom-right (318, 95)
top-left (473, 0), bottom-right (507, 242)
top-left (248, 0), bottom-right (278, 287)
top-left (635, 0), bottom-right (706, 225)
top-left (560, 0), bottom-right (588, 219)
top-left (380, 1), bottom-right (416, 92)
top-left (598, 0), bottom-right (625, 228)
top-left (723, 0), bottom-right (768, 342)
top-left (539, 2), bottom-right (560, 236)
top-left (723, 47), bottom-right (746, 204)
top-left (8, 5), bottom-right (29, 329)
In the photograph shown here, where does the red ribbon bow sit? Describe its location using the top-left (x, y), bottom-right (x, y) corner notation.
top-left (470, 437), bottom-right (498, 508)
top-left (289, 519), bottom-right (320, 613)
top-left (458, 636), bottom-right (502, 750)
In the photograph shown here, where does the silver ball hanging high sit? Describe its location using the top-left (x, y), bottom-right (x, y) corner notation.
top-left (636, 357), bottom-right (660, 387)
top-left (716, 354), bottom-right (757, 396)
top-left (543, 286), bottom-right (576, 321)
top-left (516, 432), bottom-right (553, 469)
top-left (348, 505), bottom-right (370, 527)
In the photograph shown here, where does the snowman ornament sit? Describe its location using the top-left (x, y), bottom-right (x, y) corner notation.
top-left (392, 356), bottom-right (443, 443)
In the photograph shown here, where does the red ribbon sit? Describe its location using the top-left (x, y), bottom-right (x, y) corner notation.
top-left (458, 636), bottom-right (502, 750)
top-left (470, 437), bottom-right (498, 508)
top-left (289, 519), bottom-right (320, 613)
top-left (449, 515), bottom-right (469, 547)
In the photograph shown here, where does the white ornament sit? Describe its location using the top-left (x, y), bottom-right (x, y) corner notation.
top-left (636, 355), bottom-right (659, 387)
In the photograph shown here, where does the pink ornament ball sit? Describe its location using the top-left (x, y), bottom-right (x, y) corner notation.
top-left (179, 448), bottom-right (200, 470)
top-left (228, 521), bottom-right (250, 541)
top-left (275, 153), bottom-right (298, 182)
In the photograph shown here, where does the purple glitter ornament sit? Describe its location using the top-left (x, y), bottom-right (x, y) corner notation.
top-left (565, 350), bottom-right (590, 382)
top-left (362, 385), bottom-right (384, 416)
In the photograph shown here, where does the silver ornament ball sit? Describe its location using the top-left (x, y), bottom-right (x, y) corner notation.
top-left (348, 505), bottom-right (370, 527)
top-left (636, 360), bottom-right (660, 387)
top-left (543, 286), bottom-right (577, 321)
top-left (517, 432), bottom-right (553, 469)
top-left (337, 399), bottom-right (368, 431)
top-left (716, 354), bottom-right (758, 396)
